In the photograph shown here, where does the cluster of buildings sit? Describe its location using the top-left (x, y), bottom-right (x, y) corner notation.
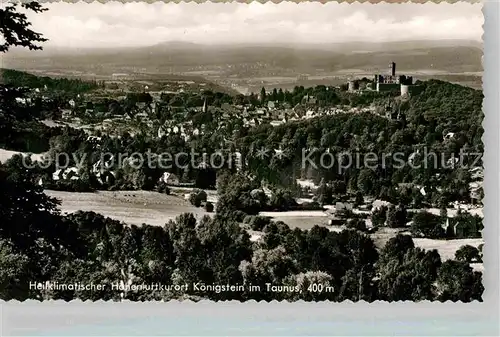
top-left (157, 121), bottom-right (200, 140)
top-left (45, 149), bottom-right (198, 188)
top-left (348, 62), bottom-right (423, 97)
top-left (373, 62), bottom-right (414, 93)
top-left (56, 64), bottom-right (422, 140)
top-left (227, 100), bottom-right (375, 128)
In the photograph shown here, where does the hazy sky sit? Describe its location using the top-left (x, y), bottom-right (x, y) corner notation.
top-left (21, 2), bottom-right (483, 48)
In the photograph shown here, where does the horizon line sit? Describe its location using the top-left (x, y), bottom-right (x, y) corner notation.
top-left (6, 38), bottom-right (483, 53)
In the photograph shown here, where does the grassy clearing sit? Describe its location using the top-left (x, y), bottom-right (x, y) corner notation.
top-left (412, 237), bottom-right (483, 261)
top-left (44, 189), bottom-right (211, 226)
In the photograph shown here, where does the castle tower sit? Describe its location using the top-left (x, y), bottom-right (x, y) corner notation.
top-left (401, 84), bottom-right (410, 97)
top-left (389, 62), bottom-right (396, 77)
top-left (348, 81), bottom-right (356, 92)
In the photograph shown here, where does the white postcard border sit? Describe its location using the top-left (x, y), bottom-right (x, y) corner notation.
top-left (1, 1), bottom-right (498, 336)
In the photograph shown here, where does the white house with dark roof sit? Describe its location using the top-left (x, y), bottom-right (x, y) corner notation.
top-left (63, 167), bottom-right (80, 180)
top-left (96, 170), bottom-right (115, 185)
top-left (52, 169), bottom-right (63, 181)
top-left (160, 172), bottom-right (180, 185)
top-left (444, 132), bottom-right (455, 140)
top-left (52, 167), bottom-right (80, 181)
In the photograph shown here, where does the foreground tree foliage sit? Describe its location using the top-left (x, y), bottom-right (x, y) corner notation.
top-left (455, 245), bottom-right (482, 263)
top-left (436, 260), bottom-right (483, 302)
top-left (378, 245), bottom-right (441, 301)
top-left (0, 2), bottom-right (48, 52)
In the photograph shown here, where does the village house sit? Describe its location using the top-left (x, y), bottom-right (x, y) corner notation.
top-left (442, 216), bottom-right (480, 239)
top-left (135, 112), bottom-right (149, 120)
top-left (270, 120), bottom-right (284, 127)
top-left (157, 126), bottom-right (167, 138)
top-left (52, 169), bottom-right (63, 181)
top-left (327, 214), bottom-right (344, 227)
top-left (65, 168), bottom-right (79, 181)
top-left (371, 199), bottom-right (393, 212)
top-left (96, 170), bottom-right (116, 185)
top-left (61, 109), bottom-right (72, 119)
top-left (136, 102), bottom-right (147, 109)
top-left (470, 167), bottom-right (484, 180)
top-left (444, 132), bottom-right (455, 140)
top-left (256, 108), bottom-right (267, 117)
top-left (102, 119), bottom-right (113, 130)
top-left (52, 167), bottom-right (80, 181)
top-left (160, 172), bottom-right (180, 185)
top-left (221, 111), bottom-right (231, 120)
top-left (86, 136), bottom-right (102, 149)
top-left (469, 181), bottom-right (483, 204)
top-left (293, 103), bottom-right (305, 115)
top-left (15, 97), bottom-right (31, 105)
top-left (305, 110), bottom-right (316, 119)
top-left (335, 201), bottom-right (353, 212)
top-left (92, 157), bottom-right (114, 174)
top-left (150, 102), bottom-right (157, 114)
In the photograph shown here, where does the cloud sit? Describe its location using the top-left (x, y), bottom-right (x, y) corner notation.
top-left (24, 2), bottom-right (483, 48)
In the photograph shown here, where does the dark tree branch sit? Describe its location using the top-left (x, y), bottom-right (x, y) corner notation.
top-left (0, 1), bottom-right (48, 53)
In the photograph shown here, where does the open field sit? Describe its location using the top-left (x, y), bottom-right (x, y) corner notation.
top-left (414, 237), bottom-right (484, 272)
top-left (412, 237), bottom-right (483, 261)
top-left (259, 210), bottom-right (330, 231)
top-left (259, 210), bottom-right (327, 218)
top-left (44, 190), bottom-right (211, 226)
top-left (271, 216), bottom-right (331, 231)
top-left (369, 227), bottom-right (403, 249)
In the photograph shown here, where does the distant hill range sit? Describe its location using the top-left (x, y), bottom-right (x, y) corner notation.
top-left (2, 39), bottom-right (482, 76)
